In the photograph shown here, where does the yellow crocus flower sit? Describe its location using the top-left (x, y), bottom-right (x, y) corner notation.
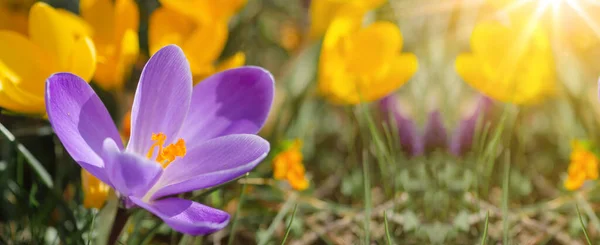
top-left (456, 21), bottom-right (555, 105)
top-left (159, 0), bottom-right (246, 24)
top-left (149, 0), bottom-right (246, 81)
top-left (318, 7), bottom-right (418, 105)
top-left (564, 140), bottom-right (599, 191)
top-left (81, 169), bottom-right (110, 209)
top-left (80, 0), bottom-right (139, 91)
top-left (0, 2), bottom-right (96, 114)
top-left (0, 0), bottom-right (34, 35)
top-left (273, 140), bottom-right (309, 191)
top-left (309, 0), bottom-right (385, 39)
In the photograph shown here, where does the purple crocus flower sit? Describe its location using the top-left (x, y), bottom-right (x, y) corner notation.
top-left (45, 45), bottom-right (274, 235)
top-left (422, 110), bottom-right (448, 153)
top-left (449, 96), bottom-right (493, 156)
top-left (380, 94), bottom-right (492, 157)
top-left (380, 96), bottom-right (424, 156)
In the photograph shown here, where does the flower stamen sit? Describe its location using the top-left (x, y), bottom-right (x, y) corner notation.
top-left (146, 133), bottom-right (186, 168)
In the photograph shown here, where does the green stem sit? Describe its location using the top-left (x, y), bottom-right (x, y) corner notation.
top-left (108, 207), bottom-right (129, 245)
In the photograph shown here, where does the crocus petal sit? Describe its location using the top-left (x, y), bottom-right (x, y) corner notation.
top-left (130, 197), bottom-right (229, 235)
top-left (66, 37), bottom-right (97, 83)
top-left (0, 31), bottom-right (56, 97)
top-left (102, 138), bottom-right (162, 197)
top-left (423, 110), bottom-right (448, 153)
top-left (379, 95), bottom-right (423, 156)
top-left (178, 67), bottom-right (274, 146)
top-left (127, 45), bottom-right (192, 154)
top-left (150, 134), bottom-right (269, 199)
top-left (29, 2), bottom-right (74, 69)
top-left (148, 8), bottom-right (195, 55)
top-left (182, 21), bottom-right (228, 74)
top-left (46, 73), bottom-right (123, 184)
top-left (450, 96), bottom-right (493, 156)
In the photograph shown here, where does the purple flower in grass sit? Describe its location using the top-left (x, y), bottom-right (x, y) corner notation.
top-left (380, 94), bottom-right (492, 157)
top-left (45, 45), bottom-right (274, 235)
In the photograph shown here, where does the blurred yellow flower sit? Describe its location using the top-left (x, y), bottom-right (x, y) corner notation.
top-left (120, 110), bottom-right (132, 141)
top-left (149, 0), bottom-right (246, 81)
top-left (159, 0), bottom-right (246, 23)
top-left (0, 2), bottom-right (96, 114)
top-left (456, 21), bottom-right (555, 105)
top-left (309, 0), bottom-right (385, 39)
top-left (81, 169), bottom-right (110, 209)
top-left (564, 140), bottom-right (599, 191)
top-left (273, 140), bottom-right (309, 191)
top-left (80, 0), bottom-right (139, 91)
top-left (318, 8), bottom-right (417, 105)
top-left (0, 0), bottom-right (34, 35)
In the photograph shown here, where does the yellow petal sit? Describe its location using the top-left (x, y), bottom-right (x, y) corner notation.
top-left (346, 21), bottom-right (402, 76)
top-left (81, 0), bottom-right (116, 45)
top-left (182, 21), bottom-right (228, 75)
top-left (115, 30), bottom-right (139, 88)
top-left (0, 0), bottom-right (32, 35)
top-left (93, 30), bottom-right (138, 91)
top-left (81, 169), bottom-right (109, 209)
top-left (29, 2), bottom-right (75, 69)
top-left (0, 91), bottom-right (37, 113)
top-left (55, 8), bottom-right (93, 37)
top-left (159, 0), bottom-right (246, 23)
top-left (216, 52), bottom-right (245, 72)
top-left (361, 53), bottom-right (418, 102)
top-left (309, 0), bottom-right (344, 39)
top-left (66, 37), bottom-right (97, 83)
top-left (0, 31), bottom-right (56, 97)
top-left (148, 7), bottom-right (195, 55)
top-left (115, 0), bottom-right (139, 45)
top-left (455, 54), bottom-right (490, 96)
top-left (309, 0), bottom-right (384, 39)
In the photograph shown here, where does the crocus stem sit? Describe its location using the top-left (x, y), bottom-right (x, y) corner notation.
top-left (108, 207), bottom-right (129, 245)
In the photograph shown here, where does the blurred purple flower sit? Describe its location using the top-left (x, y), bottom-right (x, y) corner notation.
top-left (45, 45), bottom-right (274, 235)
top-left (380, 96), bottom-right (423, 156)
top-left (380, 94), bottom-right (492, 157)
top-left (449, 96), bottom-right (493, 156)
top-left (423, 110), bottom-right (448, 153)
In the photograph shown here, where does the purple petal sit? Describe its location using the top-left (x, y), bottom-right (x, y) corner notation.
top-left (130, 197), bottom-right (229, 235)
top-left (127, 45), bottom-right (192, 155)
top-left (102, 138), bottom-right (163, 198)
top-left (379, 95), bottom-right (423, 156)
top-left (450, 95), bottom-right (493, 156)
top-left (46, 73), bottom-right (123, 184)
top-left (150, 134), bottom-right (269, 199)
top-left (423, 110), bottom-right (448, 153)
top-left (178, 67), bottom-right (274, 147)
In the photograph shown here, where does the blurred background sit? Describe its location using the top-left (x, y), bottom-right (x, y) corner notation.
top-left (2, 0), bottom-right (600, 244)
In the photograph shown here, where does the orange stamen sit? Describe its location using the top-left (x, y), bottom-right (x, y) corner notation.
top-left (146, 133), bottom-right (186, 168)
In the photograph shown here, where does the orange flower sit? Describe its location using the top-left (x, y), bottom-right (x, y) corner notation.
top-left (564, 140), bottom-right (599, 190)
top-left (273, 140), bottom-right (309, 191)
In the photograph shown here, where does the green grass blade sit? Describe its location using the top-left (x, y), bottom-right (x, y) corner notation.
top-left (227, 177), bottom-right (248, 245)
top-left (480, 211), bottom-right (489, 245)
top-left (362, 150), bottom-right (371, 245)
top-left (0, 123), bottom-right (53, 188)
top-left (281, 204), bottom-right (298, 245)
top-left (576, 204), bottom-right (593, 245)
top-left (257, 194), bottom-right (297, 245)
top-left (384, 210), bottom-right (392, 245)
top-left (501, 153), bottom-right (510, 245)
